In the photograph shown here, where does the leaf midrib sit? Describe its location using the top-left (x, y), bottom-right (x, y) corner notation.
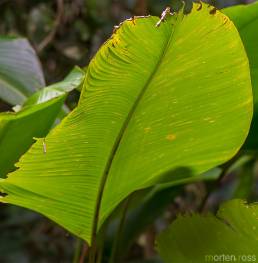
top-left (90, 13), bottom-right (184, 244)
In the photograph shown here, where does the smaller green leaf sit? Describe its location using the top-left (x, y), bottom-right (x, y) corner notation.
top-left (24, 66), bottom-right (84, 107)
top-left (223, 2), bottom-right (258, 149)
top-left (157, 199), bottom-right (258, 263)
top-left (0, 37), bottom-right (45, 105)
top-left (0, 67), bottom-right (85, 177)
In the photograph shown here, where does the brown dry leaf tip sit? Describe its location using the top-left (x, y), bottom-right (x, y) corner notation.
top-left (127, 15), bottom-right (150, 24)
top-left (113, 25), bottom-right (120, 34)
top-left (43, 138), bottom-right (47, 154)
top-left (156, 7), bottom-right (173, 27)
top-left (131, 16), bottom-right (136, 25)
top-left (197, 2), bottom-right (202, 11)
top-left (209, 7), bottom-right (217, 15)
top-left (113, 15), bottom-right (151, 34)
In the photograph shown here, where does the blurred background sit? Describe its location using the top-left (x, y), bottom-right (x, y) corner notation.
top-left (0, 0), bottom-right (257, 262)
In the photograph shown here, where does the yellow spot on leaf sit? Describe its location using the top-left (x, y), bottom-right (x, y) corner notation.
top-left (166, 134), bottom-right (176, 141)
top-left (203, 117), bottom-right (215, 123)
top-left (144, 127), bottom-right (151, 133)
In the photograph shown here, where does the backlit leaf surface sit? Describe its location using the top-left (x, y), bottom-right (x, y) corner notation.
top-left (0, 4), bottom-right (252, 243)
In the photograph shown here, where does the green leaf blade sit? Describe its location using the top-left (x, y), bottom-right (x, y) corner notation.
top-left (0, 37), bottom-right (45, 105)
top-left (100, 4), bottom-right (253, 226)
top-left (0, 3), bottom-right (253, 244)
top-left (0, 67), bottom-right (85, 177)
top-left (157, 200), bottom-right (258, 263)
top-left (0, 96), bottom-right (65, 177)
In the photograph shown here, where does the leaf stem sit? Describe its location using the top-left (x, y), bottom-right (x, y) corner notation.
top-left (79, 242), bottom-right (89, 263)
top-left (72, 238), bottom-right (82, 263)
top-left (199, 152), bottom-right (242, 212)
top-left (109, 197), bottom-right (131, 263)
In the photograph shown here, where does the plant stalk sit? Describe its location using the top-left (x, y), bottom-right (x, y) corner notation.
top-left (109, 197), bottom-right (131, 263)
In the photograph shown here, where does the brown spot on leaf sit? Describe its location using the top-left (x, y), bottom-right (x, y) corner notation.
top-left (144, 127), bottom-right (151, 133)
top-left (132, 16), bottom-right (136, 25)
top-left (166, 134), bottom-right (176, 141)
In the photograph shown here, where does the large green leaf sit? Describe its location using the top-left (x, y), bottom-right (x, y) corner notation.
top-left (223, 2), bottom-right (258, 149)
top-left (157, 199), bottom-right (258, 263)
top-left (0, 37), bottom-right (45, 105)
top-left (0, 3), bottom-right (252, 244)
top-left (0, 67), bottom-right (85, 177)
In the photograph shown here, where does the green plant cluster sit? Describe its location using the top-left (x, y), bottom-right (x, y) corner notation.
top-left (0, 1), bottom-right (258, 262)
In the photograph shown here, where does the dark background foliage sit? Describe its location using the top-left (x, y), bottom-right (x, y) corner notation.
top-left (0, 1), bottom-right (257, 262)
